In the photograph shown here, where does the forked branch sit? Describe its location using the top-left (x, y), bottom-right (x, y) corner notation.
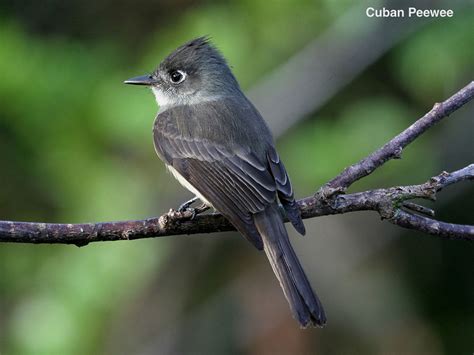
top-left (1, 82), bottom-right (473, 245)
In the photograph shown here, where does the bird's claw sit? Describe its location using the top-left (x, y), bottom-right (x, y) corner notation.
top-left (188, 208), bottom-right (198, 220)
top-left (177, 196), bottom-right (199, 212)
top-left (178, 205), bottom-right (210, 220)
top-left (177, 198), bottom-right (210, 220)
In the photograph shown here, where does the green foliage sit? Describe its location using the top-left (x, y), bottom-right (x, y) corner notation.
top-left (280, 96), bottom-right (436, 196)
top-left (393, 13), bottom-right (474, 102)
top-left (0, 22), bottom-right (166, 355)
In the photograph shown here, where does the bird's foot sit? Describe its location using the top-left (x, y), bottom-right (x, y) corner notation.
top-left (177, 198), bottom-right (210, 220)
top-left (177, 196), bottom-right (199, 212)
top-left (181, 204), bottom-right (211, 220)
top-left (189, 204), bottom-right (211, 220)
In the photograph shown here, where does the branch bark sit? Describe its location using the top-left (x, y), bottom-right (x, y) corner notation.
top-left (1, 82), bottom-right (473, 245)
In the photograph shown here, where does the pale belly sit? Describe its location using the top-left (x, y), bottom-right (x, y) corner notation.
top-left (166, 165), bottom-right (213, 207)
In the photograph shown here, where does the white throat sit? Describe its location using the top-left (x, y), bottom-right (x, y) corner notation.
top-left (151, 87), bottom-right (175, 110)
top-left (151, 86), bottom-right (223, 111)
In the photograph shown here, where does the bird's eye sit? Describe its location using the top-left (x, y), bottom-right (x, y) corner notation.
top-left (169, 70), bottom-right (186, 84)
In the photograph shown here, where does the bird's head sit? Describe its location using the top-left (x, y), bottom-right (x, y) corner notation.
top-left (124, 37), bottom-right (240, 109)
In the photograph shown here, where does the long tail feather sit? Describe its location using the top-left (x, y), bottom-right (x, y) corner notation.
top-left (253, 205), bottom-right (326, 327)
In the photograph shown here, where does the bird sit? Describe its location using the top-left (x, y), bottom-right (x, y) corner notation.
top-left (124, 37), bottom-right (326, 327)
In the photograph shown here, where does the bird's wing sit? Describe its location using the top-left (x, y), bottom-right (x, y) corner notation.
top-left (267, 146), bottom-right (306, 235)
top-left (154, 114), bottom-right (278, 250)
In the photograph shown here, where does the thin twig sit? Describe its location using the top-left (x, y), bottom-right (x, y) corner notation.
top-left (401, 202), bottom-right (435, 217)
top-left (323, 81), bottom-right (474, 193)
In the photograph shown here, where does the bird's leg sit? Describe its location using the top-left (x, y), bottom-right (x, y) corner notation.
top-left (187, 203), bottom-right (210, 220)
top-left (177, 196), bottom-right (199, 212)
top-left (177, 198), bottom-right (210, 220)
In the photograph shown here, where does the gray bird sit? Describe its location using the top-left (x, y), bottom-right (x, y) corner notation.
top-left (125, 37), bottom-right (326, 327)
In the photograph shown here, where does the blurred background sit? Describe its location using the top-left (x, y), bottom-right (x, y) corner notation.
top-left (0, 0), bottom-right (473, 354)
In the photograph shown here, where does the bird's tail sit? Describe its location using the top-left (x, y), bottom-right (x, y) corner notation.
top-left (253, 204), bottom-right (326, 327)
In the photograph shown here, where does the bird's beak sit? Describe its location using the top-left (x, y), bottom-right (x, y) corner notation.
top-left (124, 74), bottom-right (158, 86)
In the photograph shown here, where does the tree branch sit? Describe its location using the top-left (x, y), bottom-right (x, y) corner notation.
top-left (323, 81), bottom-right (474, 193)
top-left (1, 82), bottom-right (473, 245)
top-left (306, 164), bottom-right (474, 241)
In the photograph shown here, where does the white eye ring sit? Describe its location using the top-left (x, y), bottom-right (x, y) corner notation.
top-left (169, 70), bottom-right (186, 84)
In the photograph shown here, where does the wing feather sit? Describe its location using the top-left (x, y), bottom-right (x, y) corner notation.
top-left (153, 105), bottom-right (304, 247)
top-left (267, 147), bottom-right (305, 235)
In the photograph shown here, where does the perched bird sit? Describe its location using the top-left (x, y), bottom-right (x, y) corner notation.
top-left (124, 37), bottom-right (326, 327)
